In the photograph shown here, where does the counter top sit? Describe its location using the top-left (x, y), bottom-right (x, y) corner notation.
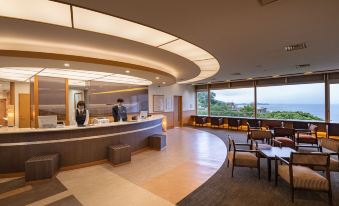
top-left (0, 115), bottom-right (163, 134)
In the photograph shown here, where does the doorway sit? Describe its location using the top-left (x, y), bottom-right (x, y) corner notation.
top-left (173, 96), bottom-right (183, 127)
top-left (19, 93), bottom-right (30, 128)
top-left (0, 99), bottom-right (6, 126)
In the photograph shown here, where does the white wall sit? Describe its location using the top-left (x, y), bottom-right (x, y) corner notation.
top-left (14, 82), bottom-right (30, 127)
top-left (148, 84), bottom-right (195, 113)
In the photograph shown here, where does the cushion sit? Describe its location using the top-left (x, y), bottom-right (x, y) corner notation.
top-left (298, 134), bottom-right (317, 144)
top-left (309, 124), bottom-right (317, 131)
top-left (275, 137), bottom-right (295, 148)
top-left (330, 157), bottom-right (339, 171)
top-left (278, 165), bottom-right (329, 191)
top-left (227, 151), bottom-right (257, 167)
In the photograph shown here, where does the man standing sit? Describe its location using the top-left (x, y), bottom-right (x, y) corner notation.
top-left (112, 98), bottom-right (127, 122)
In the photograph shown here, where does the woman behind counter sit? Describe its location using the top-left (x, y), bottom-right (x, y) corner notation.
top-left (75, 101), bottom-right (89, 126)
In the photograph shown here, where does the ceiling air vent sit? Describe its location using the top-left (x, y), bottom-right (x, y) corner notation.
top-left (285, 43), bottom-right (307, 52)
top-left (296, 64), bottom-right (310, 69)
top-left (258, 0), bottom-right (279, 6)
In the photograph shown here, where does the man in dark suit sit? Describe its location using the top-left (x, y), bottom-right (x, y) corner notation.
top-left (112, 98), bottom-right (127, 122)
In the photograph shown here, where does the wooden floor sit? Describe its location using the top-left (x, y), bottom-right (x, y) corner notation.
top-left (0, 127), bottom-right (226, 206)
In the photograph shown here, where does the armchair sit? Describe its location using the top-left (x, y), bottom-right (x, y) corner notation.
top-left (195, 116), bottom-right (207, 127)
top-left (296, 124), bottom-right (320, 151)
top-left (210, 117), bottom-right (224, 128)
top-left (319, 138), bottom-right (339, 172)
top-left (273, 127), bottom-right (296, 149)
top-left (228, 118), bottom-right (241, 130)
top-left (275, 152), bottom-right (332, 204)
top-left (226, 136), bottom-right (260, 179)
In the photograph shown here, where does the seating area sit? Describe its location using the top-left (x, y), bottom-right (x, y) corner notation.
top-left (178, 127), bottom-right (339, 206)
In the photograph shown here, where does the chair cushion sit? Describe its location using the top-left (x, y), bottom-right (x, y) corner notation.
top-left (278, 165), bottom-right (329, 191)
top-left (298, 134), bottom-right (317, 144)
top-left (275, 137), bottom-right (295, 148)
top-left (329, 157), bottom-right (339, 171)
top-left (227, 151), bottom-right (257, 167)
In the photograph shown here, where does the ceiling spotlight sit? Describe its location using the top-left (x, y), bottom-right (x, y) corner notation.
top-left (155, 76), bottom-right (160, 80)
top-left (64, 63), bottom-right (70, 67)
top-left (125, 70), bottom-right (130, 73)
top-left (162, 81), bottom-right (166, 84)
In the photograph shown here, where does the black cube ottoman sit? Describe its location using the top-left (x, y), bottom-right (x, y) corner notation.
top-left (25, 154), bottom-right (60, 182)
top-left (108, 144), bottom-right (131, 166)
top-left (149, 134), bottom-right (167, 151)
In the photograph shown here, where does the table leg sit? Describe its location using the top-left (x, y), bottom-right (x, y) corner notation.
top-left (267, 158), bottom-right (271, 181)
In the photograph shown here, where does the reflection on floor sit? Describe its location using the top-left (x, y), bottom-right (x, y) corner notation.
top-left (0, 127), bottom-right (226, 206)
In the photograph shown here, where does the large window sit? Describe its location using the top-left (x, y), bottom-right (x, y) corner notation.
top-left (210, 88), bottom-right (254, 117)
top-left (197, 90), bottom-right (208, 115)
top-left (256, 83), bottom-right (325, 121)
top-left (330, 84), bottom-right (339, 122)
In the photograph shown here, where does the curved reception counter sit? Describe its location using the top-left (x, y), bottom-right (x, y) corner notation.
top-left (0, 116), bottom-right (163, 176)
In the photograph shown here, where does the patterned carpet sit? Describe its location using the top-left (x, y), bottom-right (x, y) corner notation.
top-left (177, 127), bottom-right (339, 206)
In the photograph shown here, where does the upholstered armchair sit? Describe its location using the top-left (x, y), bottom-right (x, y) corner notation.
top-left (228, 118), bottom-right (241, 130)
top-left (195, 116), bottom-right (207, 127)
top-left (319, 138), bottom-right (339, 172)
top-left (275, 152), bottom-right (332, 204)
top-left (210, 117), bottom-right (224, 128)
top-left (296, 124), bottom-right (319, 151)
top-left (248, 130), bottom-right (273, 144)
top-left (273, 127), bottom-right (296, 149)
top-left (227, 136), bottom-right (260, 179)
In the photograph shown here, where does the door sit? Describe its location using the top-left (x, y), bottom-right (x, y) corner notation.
top-left (0, 99), bottom-right (6, 126)
top-left (173, 96), bottom-right (183, 127)
top-left (19, 94), bottom-right (30, 128)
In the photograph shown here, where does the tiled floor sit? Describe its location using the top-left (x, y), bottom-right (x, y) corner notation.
top-left (0, 127), bottom-right (226, 206)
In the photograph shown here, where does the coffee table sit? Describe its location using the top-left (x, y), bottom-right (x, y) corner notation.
top-left (259, 146), bottom-right (296, 181)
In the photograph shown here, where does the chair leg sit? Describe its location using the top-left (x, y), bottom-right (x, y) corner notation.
top-left (231, 164), bottom-right (235, 177)
top-left (258, 159), bottom-right (261, 180)
top-left (328, 189), bottom-right (333, 205)
top-left (275, 159), bottom-right (278, 186)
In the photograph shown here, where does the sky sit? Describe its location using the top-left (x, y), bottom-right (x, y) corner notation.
top-left (213, 83), bottom-right (339, 104)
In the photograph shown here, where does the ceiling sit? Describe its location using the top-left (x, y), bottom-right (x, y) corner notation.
top-left (1, 0), bottom-right (339, 84)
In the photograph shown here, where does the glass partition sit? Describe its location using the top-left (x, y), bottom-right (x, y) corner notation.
top-left (257, 83), bottom-right (325, 121)
top-left (210, 88), bottom-right (254, 117)
top-left (330, 84), bottom-right (339, 122)
top-left (197, 90), bottom-right (208, 115)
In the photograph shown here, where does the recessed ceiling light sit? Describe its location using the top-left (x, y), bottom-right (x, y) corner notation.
top-left (125, 70), bottom-right (130, 73)
top-left (162, 82), bottom-right (166, 84)
top-left (64, 63), bottom-right (70, 67)
top-left (155, 76), bottom-right (160, 80)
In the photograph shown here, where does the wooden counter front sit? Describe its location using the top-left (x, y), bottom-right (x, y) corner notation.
top-left (0, 116), bottom-right (163, 175)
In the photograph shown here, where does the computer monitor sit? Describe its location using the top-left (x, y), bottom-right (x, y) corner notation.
top-left (38, 115), bottom-right (57, 128)
top-left (140, 111), bottom-right (148, 119)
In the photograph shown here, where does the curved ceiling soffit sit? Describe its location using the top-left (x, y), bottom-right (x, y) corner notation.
top-left (0, 0), bottom-right (220, 84)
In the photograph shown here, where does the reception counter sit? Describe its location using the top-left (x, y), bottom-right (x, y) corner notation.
top-left (0, 115), bottom-right (163, 176)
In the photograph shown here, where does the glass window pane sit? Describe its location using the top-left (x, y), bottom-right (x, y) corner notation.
top-left (257, 83), bottom-right (324, 121)
top-left (330, 84), bottom-right (339, 122)
top-left (210, 88), bottom-right (254, 117)
top-left (197, 90), bottom-right (208, 115)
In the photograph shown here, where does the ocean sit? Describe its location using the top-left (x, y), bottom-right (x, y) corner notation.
top-left (258, 104), bottom-right (339, 122)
